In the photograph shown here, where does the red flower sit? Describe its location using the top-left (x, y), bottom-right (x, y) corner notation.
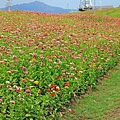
top-left (51, 84), bottom-right (56, 89)
top-left (55, 86), bottom-right (60, 91)
top-left (51, 92), bottom-right (55, 97)
top-left (47, 89), bottom-right (51, 92)
top-left (16, 88), bottom-right (20, 92)
top-left (64, 82), bottom-right (70, 88)
top-left (111, 54), bottom-right (114, 57)
top-left (56, 76), bottom-right (61, 80)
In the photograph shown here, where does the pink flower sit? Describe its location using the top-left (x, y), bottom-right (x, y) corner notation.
top-left (9, 88), bottom-right (13, 91)
top-left (62, 73), bottom-right (66, 77)
top-left (16, 88), bottom-right (21, 93)
top-left (100, 67), bottom-right (104, 70)
top-left (20, 98), bottom-right (24, 101)
top-left (27, 93), bottom-right (31, 96)
top-left (92, 59), bottom-right (96, 62)
top-left (1, 46), bottom-right (5, 50)
top-left (13, 85), bottom-right (17, 89)
top-left (24, 71), bottom-right (28, 74)
top-left (71, 55), bottom-right (75, 59)
top-left (25, 86), bottom-right (29, 89)
top-left (25, 89), bottom-right (30, 93)
top-left (84, 56), bottom-right (88, 61)
top-left (0, 98), bottom-right (2, 102)
top-left (20, 66), bottom-right (26, 71)
top-left (34, 46), bottom-right (39, 49)
top-left (0, 84), bottom-right (4, 87)
top-left (55, 64), bottom-right (60, 68)
top-left (58, 60), bottom-right (62, 64)
top-left (30, 53), bottom-right (37, 58)
top-left (56, 37), bottom-right (60, 41)
top-left (13, 55), bottom-right (17, 59)
top-left (19, 50), bottom-right (24, 54)
top-left (40, 56), bottom-right (44, 59)
top-left (7, 71), bottom-right (11, 74)
top-left (10, 100), bottom-right (15, 104)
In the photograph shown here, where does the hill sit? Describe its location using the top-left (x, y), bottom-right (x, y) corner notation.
top-left (0, 1), bottom-right (76, 13)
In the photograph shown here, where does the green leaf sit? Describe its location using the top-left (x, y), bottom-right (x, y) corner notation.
top-left (25, 114), bottom-right (31, 117)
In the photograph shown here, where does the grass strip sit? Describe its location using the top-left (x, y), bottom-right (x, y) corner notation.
top-left (61, 62), bottom-right (120, 120)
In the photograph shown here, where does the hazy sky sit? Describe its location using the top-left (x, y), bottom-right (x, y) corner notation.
top-left (0, 0), bottom-right (120, 9)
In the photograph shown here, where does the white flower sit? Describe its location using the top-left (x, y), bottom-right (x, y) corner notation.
top-left (6, 81), bottom-right (10, 84)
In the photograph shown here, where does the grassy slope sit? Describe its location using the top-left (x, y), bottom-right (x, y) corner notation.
top-left (78, 7), bottom-right (120, 18)
top-left (61, 8), bottom-right (120, 120)
top-left (61, 62), bottom-right (120, 120)
top-left (96, 8), bottom-right (120, 18)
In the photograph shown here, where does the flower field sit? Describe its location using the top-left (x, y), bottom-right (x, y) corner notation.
top-left (0, 10), bottom-right (120, 119)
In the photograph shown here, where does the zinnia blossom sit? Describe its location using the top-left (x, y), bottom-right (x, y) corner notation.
top-left (56, 76), bottom-right (61, 80)
top-left (10, 100), bottom-right (15, 104)
top-left (64, 82), bottom-right (70, 88)
top-left (51, 92), bottom-right (55, 97)
top-left (34, 81), bottom-right (39, 85)
top-left (51, 84), bottom-right (56, 89)
top-left (0, 84), bottom-right (4, 87)
top-left (55, 86), bottom-right (60, 91)
top-left (25, 89), bottom-right (30, 93)
top-left (47, 89), bottom-right (51, 92)
top-left (16, 88), bottom-right (21, 92)
top-left (38, 89), bottom-right (41, 94)
top-left (0, 98), bottom-right (2, 102)
top-left (22, 79), bottom-right (27, 82)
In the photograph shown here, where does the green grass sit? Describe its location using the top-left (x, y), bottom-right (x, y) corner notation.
top-left (96, 8), bottom-right (120, 18)
top-left (77, 7), bottom-right (120, 18)
top-left (61, 62), bottom-right (120, 120)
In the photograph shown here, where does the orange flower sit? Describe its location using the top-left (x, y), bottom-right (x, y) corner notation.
top-left (38, 89), bottom-right (41, 94)
top-left (22, 79), bottom-right (27, 82)
top-left (32, 58), bottom-right (37, 62)
top-left (93, 64), bottom-right (96, 67)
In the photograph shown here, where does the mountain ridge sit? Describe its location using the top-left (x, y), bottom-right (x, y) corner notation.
top-left (0, 1), bottom-right (77, 13)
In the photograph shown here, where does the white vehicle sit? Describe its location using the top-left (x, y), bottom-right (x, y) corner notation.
top-left (78, 0), bottom-right (93, 11)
